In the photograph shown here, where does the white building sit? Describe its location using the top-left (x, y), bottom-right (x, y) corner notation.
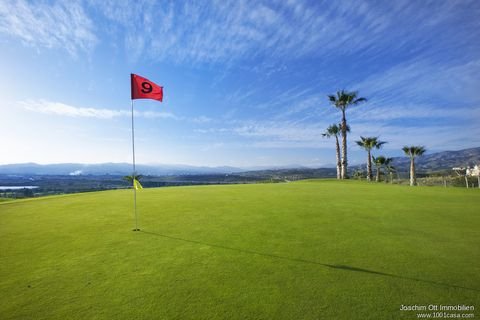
top-left (466, 165), bottom-right (480, 177)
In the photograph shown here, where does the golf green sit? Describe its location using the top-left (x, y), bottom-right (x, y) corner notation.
top-left (1, 180), bottom-right (479, 319)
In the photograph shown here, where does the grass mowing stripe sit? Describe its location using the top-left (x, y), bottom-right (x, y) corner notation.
top-left (138, 229), bottom-right (479, 292)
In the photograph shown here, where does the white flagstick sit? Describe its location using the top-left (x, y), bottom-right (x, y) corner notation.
top-left (131, 99), bottom-right (139, 231)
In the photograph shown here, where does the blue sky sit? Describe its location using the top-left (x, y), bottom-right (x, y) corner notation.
top-left (0, 0), bottom-right (479, 167)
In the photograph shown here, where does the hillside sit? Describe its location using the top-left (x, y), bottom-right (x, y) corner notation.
top-left (0, 147), bottom-right (478, 179)
top-left (389, 147), bottom-right (480, 172)
top-left (0, 162), bottom-right (244, 176)
top-left (1, 181), bottom-right (478, 319)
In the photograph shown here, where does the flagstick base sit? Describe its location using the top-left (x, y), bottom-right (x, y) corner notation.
top-left (132, 228), bottom-right (141, 232)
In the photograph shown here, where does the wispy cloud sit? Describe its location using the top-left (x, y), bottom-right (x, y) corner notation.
top-left (349, 122), bottom-right (480, 151)
top-left (92, 0), bottom-right (479, 65)
top-left (0, 0), bottom-right (97, 56)
top-left (194, 117), bottom-right (480, 152)
top-left (195, 119), bottom-right (332, 149)
top-left (20, 100), bottom-right (177, 120)
top-left (4, 0), bottom-right (476, 66)
top-left (344, 57), bottom-right (480, 124)
top-left (191, 116), bottom-right (212, 124)
top-left (350, 103), bottom-right (480, 122)
top-left (355, 59), bottom-right (480, 106)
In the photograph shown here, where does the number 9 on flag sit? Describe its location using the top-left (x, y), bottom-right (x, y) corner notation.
top-left (131, 73), bottom-right (163, 102)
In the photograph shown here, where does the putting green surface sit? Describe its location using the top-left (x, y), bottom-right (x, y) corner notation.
top-left (1, 180), bottom-right (479, 319)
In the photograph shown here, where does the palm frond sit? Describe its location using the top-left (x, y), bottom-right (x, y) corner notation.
top-left (373, 155), bottom-right (386, 165)
top-left (415, 146), bottom-right (427, 156)
top-left (402, 145), bottom-right (426, 157)
top-left (402, 146), bottom-right (411, 155)
top-left (323, 124), bottom-right (340, 137)
top-left (375, 140), bottom-right (387, 148)
top-left (353, 97), bottom-right (367, 104)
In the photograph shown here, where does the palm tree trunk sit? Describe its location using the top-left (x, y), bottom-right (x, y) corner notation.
top-left (390, 172), bottom-right (393, 184)
top-left (376, 166), bottom-right (380, 182)
top-left (335, 135), bottom-right (341, 179)
top-left (410, 157), bottom-right (416, 186)
top-left (367, 150), bottom-right (372, 181)
top-left (340, 109), bottom-right (347, 179)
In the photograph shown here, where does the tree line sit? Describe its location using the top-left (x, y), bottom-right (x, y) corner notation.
top-left (324, 90), bottom-right (426, 186)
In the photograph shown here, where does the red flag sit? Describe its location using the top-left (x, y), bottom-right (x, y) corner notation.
top-left (131, 73), bottom-right (163, 102)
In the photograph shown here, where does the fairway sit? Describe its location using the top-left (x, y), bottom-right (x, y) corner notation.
top-left (1, 180), bottom-right (479, 319)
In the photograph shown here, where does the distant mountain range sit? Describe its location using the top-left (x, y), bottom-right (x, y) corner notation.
top-left (354, 147), bottom-right (480, 173)
top-left (1, 147), bottom-right (478, 176)
top-left (0, 162), bottom-right (245, 176)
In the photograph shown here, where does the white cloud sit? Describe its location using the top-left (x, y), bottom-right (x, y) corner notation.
top-left (20, 100), bottom-right (177, 120)
top-left (191, 116), bottom-right (212, 123)
top-left (140, 111), bottom-right (179, 120)
top-left (0, 0), bottom-right (97, 56)
top-left (195, 119), bottom-right (333, 149)
top-left (193, 107), bottom-right (480, 151)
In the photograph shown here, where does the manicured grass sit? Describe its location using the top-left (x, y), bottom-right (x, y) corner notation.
top-left (0, 180), bottom-right (479, 319)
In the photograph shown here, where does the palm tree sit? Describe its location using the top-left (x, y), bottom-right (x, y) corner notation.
top-left (355, 137), bottom-right (387, 181)
top-left (384, 157), bottom-right (395, 184)
top-left (328, 90), bottom-right (367, 179)
top-left (352, 169), bottom-right (365, 180)
top-left (322, 123), bottom-right (350, 179)
top-left (402, 146), bottom-right (426, 186)
top-left (372, 156), bottom-right (386, 182)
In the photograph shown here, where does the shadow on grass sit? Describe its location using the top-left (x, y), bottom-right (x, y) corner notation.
top-left (140, 230), bottom-right (479, 292)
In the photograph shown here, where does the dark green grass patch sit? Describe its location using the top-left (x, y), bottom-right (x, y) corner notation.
top-left (1, 180), bottom-right (479, 319)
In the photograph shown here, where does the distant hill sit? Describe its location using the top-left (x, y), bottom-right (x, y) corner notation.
top-left (1, 147), bottom-right (478, 176)
top-left (238, 168), bottom-right (337, 180)
top-left (370, 147), bottom-right (480, 173)
top-left (0, 162), bottom-right (244, 176)
top-left (242, 147), bottom-right (480, 178)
